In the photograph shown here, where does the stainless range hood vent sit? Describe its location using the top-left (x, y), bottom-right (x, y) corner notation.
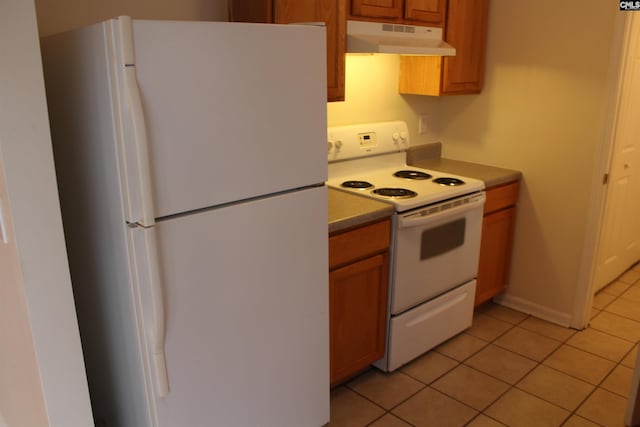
top-left (346, 20), bottom-right (456, 56)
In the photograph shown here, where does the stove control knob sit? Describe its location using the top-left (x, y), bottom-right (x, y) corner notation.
top-left (335, 140), bottom-right (343, 149)
top-left (327, 141), bottom-right (334, 153)
top-left (400, 131), bottom-right (408, 142)
top-left (392, 132), bottom-right (400, 143)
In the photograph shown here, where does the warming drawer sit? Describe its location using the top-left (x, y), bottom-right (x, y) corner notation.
top-left (380, 280), bottom-right (476, 372)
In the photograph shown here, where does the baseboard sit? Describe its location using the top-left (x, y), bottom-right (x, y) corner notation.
top-left (493, 293), bottom-right (573, 328)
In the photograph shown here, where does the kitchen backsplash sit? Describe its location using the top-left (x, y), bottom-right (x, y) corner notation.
top-left (327, 54), bottom-right (442, 146)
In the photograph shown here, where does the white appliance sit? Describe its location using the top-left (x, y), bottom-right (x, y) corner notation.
top-left (327, 121), bottom-right (484, 371)
top-left (41, 17), bottom-right (329, 427)
top-left (346, 20), bottom-right (456, 55)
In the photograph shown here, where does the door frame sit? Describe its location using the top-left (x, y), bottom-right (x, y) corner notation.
top-left (572, 11), bottom-right (635, 329)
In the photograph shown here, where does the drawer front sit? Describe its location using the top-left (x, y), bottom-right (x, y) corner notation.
top-left (382, 280), bottom-right (476, 371)
top-left (329, 219), bottom-right (390, 269)
top-left (484, 181), bottom-right (520, 214)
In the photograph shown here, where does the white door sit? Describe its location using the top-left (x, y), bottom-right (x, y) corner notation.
top-left (595, 14), bottom-right (640, 291)
top-left (131, 187), bottom-right (329, 427)
top-left (120, 20), bottom-right (327, 219)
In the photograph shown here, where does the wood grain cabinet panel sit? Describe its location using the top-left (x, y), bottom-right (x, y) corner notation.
top-left (351, 0), bottom-right (403, 20)
top-left (404, 0), bottom-right (446, 25)
top-left (350, 0), bottom-right (445, 26)
top-left (229, 0), bottom-right (346, 102)
top-left (399, 0), bottom-right (489, 95)
top-left (475, 181), bottom-right (519, 306)
top-left (330, 253), bottom-right (388, 384)
top-left (329, 220), bottom-right (390, 268)
top-left (329, 219), bottom-right (390, 385)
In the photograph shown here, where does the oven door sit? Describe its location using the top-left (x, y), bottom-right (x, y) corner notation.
top-left (391, 192), bottom-right (485, 315)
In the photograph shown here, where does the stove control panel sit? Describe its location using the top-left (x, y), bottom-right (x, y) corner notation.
top-left (327, 121), bottom-right (410, 162)
top-left (358, 132), bottom-right (377, 147)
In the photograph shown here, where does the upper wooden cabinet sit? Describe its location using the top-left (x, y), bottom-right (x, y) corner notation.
top-left (398, 0), bottom-right (489, 95)
top-left (229, 0), bottom-right (346, 102)
top-left (350, 0), bottom-right (446, 26)
top-left (405, 0), bottom-right (446, 25)
top-left (351, 0), bottom-right (402, 20)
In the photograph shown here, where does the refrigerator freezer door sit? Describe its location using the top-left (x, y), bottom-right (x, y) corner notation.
top-left (130, 186), bottom-right (329, 427)
top-left (115, 19), bottom-right (327, 220)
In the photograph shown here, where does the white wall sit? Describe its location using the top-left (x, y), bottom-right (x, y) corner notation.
top-left (327, 54), bottom-right (442, 142)
top-left (0, 0), bottom-right (93, 425)
top-left (438, 0), bottom-right (617, 323)
top-left (36, 0), bottom-right (229, 36)
top-left (0, 152), bottom-right (49, 427)
top-left (328, 1), bottom-right (619, 325)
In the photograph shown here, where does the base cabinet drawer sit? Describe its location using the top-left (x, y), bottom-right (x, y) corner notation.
top-left (329, 219), bottom-right (390, 269)
top-left (380, 280), bottom-right (475, 372)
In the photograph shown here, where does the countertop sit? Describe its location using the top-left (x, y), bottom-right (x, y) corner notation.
top-left (327, 143), bottom-right (522, 233)
top-left (328, 188), bottom-right (394, 234)
top-left (407, 144), bottom-right (522, 189)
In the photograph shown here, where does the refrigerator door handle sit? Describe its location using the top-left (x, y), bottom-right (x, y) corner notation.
top-left (118, 16), bottom-right (155, 227)
top-left (143, 227), bottom-right (169, 398)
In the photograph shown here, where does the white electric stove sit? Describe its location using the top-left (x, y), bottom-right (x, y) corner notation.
top-left (327, 123), bottom-right (484, 212)
top-left (328, 121), bottom-right (486, 371)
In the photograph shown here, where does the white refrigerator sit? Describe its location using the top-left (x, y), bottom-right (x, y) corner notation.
top-left (41, 17), bottom-right (329, 427)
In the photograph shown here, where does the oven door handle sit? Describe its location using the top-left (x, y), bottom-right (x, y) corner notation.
top-left (399, 193), bottom-right (485, 229)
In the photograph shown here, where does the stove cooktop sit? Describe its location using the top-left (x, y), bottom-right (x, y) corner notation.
top-left (326, 121), bottom-right (484, 212)
top-left (327, 163), bottom-right (484, 212)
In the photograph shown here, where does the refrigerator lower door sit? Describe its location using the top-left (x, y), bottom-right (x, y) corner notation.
top-left (131, 186), bottom-right (329, 427)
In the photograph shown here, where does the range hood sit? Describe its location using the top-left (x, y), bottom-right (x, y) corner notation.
top-left (346, 20), bottom-right (455, 56)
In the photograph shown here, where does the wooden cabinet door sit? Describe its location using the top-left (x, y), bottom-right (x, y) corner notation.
top-left (351, 0), bottom-right (403, 20)
top-left (228, 0), bottom-right (273, 22)
top-left (404, 0), bottom-right (446, 25)
top-left (475, 207), bottom-right (515, 306)
top-left (398, 0), bottom-right (488, 96)
top-left (441, 0), bottom-right (489, 94)
top-left (330, 253), bottom-right (388, 384)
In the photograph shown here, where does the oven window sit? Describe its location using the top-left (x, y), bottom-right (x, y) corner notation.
top-left (420, 219), bottom-right (466, 260)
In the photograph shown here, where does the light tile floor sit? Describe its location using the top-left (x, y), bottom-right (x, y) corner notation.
top-left (328, 262), bottom-right (640, 427)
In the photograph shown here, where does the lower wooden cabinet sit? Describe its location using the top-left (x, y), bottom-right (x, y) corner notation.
top-left (475, 181), bottom-right (519, 306)
top-left (329, 219), bottom-right (390, 385)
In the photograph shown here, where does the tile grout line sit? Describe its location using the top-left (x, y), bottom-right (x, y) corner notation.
top-left (547, 277), bottom-right (640, 424)
top-left (475, 313), bottom-right (574, 425)
top-left (350, 317), bottom-right (522, 426)
top-left (460, 296), bottom-right (635, 426)
top-left (330, 263), bottom-right (640, 426)
top-left (545, 270), bottom-right (640, 425)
